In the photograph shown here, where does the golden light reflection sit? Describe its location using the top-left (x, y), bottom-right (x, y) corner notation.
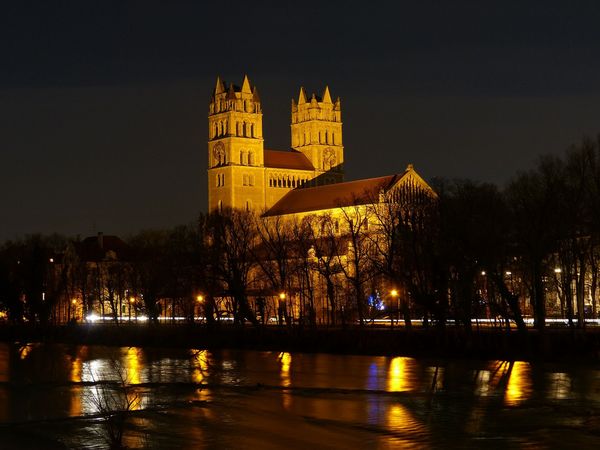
top-left (278, 352), bottom-right (292, 410)
top-left (18, 343), bottom-right (39, 360)
top-left (68, 348), bottom-right (85, 417)
top-left (505, 361), bottom-right (532, 406)
top-left (191, 349), bottom-right (211, 402)
top-left (387, 357), bottom-right (416, 392)
top-left (123, 347), bottom-right (141, 385)
top-left (474, 361), bottom-right (511, 396)
top-left (427, 366), bottom-right (444, 391)
top-left (386, 402), bottom-right (420, 436)
top-left (548, 372), bottom-right (571, 400)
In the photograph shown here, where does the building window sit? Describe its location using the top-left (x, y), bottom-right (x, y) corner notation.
top-left (246, 200), bottom-right (252, 211)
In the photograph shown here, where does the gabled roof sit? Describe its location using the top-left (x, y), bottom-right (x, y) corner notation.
top-left (264, 175), bottom-right (398, 217)
top-left (263, 165), bottom-right (437, 217)
top-left (264, 149), bottom-right (314, 171)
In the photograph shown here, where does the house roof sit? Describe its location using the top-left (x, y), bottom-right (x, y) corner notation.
top-left (264, 149), bottom-right (314, 171)
top-left (263, 174), bottom-right (399, 217)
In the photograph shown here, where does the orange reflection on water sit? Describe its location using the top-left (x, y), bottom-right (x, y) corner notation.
top-left (278, 352), bottom-right (292, 410)
top-left (386, 402), bottom-right (421, 439)
top-left (18, 343), bottom-right (39, 360)
top-left (69, 351), bottom-right (84, 417)
top-left (475, 361), bottom-right (509, 396)
top-left (387, 357), bottom-right (416, 392)
top-left (191, 349), bottom-right (211, 401)
top-left (123, 347), bottom-right (141, 385)
top-left (505, 361), bottom-right (532, 406)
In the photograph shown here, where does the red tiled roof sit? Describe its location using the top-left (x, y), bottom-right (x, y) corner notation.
top-left (264, 149), bottom-right (314, 170)
top-left (264, 174), bottom-right (400, 217)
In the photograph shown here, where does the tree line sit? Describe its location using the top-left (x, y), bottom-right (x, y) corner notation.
top-left (1, 137), bottom-right (600, 332)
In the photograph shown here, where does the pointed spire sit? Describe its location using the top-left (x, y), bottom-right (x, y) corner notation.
top-left (214, 76), bottom-right (225, 95)
top-left (322, 86), bottom-right (332, 103)
top-left (298, 87), bottom-right (307, 104)
top-left (406, 163), bottom-right (414, 171)
top-left (227, 83), bottom-right (236, 99)
top-left (241, 74), bottom-right (252, 94)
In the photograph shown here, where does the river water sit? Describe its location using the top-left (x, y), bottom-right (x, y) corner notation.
top-left (0, 343), bottom-right (599, 449)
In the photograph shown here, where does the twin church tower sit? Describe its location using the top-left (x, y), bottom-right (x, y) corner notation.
top-left (207, 75), bottom-right (345, 212)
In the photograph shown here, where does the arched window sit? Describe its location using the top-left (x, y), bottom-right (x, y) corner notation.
top-left (248, 152), bottom-right (254, 166)
top-left (218, 200), bottom-right (223, 212)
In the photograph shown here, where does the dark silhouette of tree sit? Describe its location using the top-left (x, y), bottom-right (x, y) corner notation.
top-left (206, 208), bottom-right (258, 326)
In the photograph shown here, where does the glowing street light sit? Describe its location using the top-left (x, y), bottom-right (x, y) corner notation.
top-left (279, 292), bottom-right (286, 300)
top-left (390, 289), bottom-right (399, 327)
top-left (554, 268), bottom-right (562, 274)
top-left (196, 295), bottom-right (204, 303)
top-left (129, 297), bottom-right (136, 321)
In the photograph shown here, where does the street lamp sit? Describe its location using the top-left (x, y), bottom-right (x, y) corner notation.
top-left (390, 289), bottom-right (399, 327)
top-left (129, 297), bottom-right (135, 321)
top-left (70, 298), bottom-right (77, 322)
top-left (278, 292), bottom-right (286, 326)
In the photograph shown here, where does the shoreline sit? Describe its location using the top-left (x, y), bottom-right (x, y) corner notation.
top-left (1, 324), bottom-right (600, 364)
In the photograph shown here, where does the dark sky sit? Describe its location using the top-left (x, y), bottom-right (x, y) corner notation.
top-left (2, 1), bottom-right (600, 240)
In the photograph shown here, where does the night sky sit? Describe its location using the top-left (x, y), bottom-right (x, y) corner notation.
top-left (3, 1), bottom-right (600, 241)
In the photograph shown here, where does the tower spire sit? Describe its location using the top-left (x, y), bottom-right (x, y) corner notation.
top-left (214, 76), bottom-right (225, 95)
top-left (322, 86), bottom-right (332, 104)
top-left (241, 74), bottom-right (252, 94)
top-left (298, 87), bottom-right (307, 104)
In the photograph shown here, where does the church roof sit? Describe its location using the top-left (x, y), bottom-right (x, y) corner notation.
top-left (263, 174), bottom-right (400, 217)
top-left (264, 149), bottom-right (315, 170)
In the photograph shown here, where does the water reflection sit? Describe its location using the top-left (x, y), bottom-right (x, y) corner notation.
top-left (548, 372), bottom-right (571, 400)
top-left (279, 352), bottom-right (292, 409)
top-left (387, 357), bottom-right (416, 392)
top-left (191, 349), bottom-right (211, 401)
top-left (0, 345), bottom-right (598, 449)
top-left (123, 347), bottom-right (142, 385)
top-left (18, 343), bottom-right (40, 360)
top-left (505, 361), bottom-right (532, 406)
top-left (386, 403), bottom-right (422, 445)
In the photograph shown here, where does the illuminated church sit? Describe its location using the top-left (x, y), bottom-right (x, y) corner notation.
top-left (207, 75), bottom-right (434, 218)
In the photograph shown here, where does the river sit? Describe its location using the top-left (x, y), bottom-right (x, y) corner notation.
top-left (0, 342), bottom-right (599, 448)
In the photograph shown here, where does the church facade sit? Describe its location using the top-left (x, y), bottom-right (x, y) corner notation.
top-left (207, 75), bottom-right (434, 218)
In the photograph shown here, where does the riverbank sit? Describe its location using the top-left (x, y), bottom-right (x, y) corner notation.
top-left (1, 323), bottom-right (600, 363)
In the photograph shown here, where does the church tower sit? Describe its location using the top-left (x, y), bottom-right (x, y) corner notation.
top-left (291, 86), bottom-right (344, 184)
top-left (208, 75), bottom-right (265, 211)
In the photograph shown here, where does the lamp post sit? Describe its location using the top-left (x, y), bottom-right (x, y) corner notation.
top-left (279, 292), bottom-right (286, 326)
top-left (390, 289), bottom-right (399, 327)
top-left (71, 298), bottom-right (77, 322)
top-left (129, 297), bottom-right (135, 322)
